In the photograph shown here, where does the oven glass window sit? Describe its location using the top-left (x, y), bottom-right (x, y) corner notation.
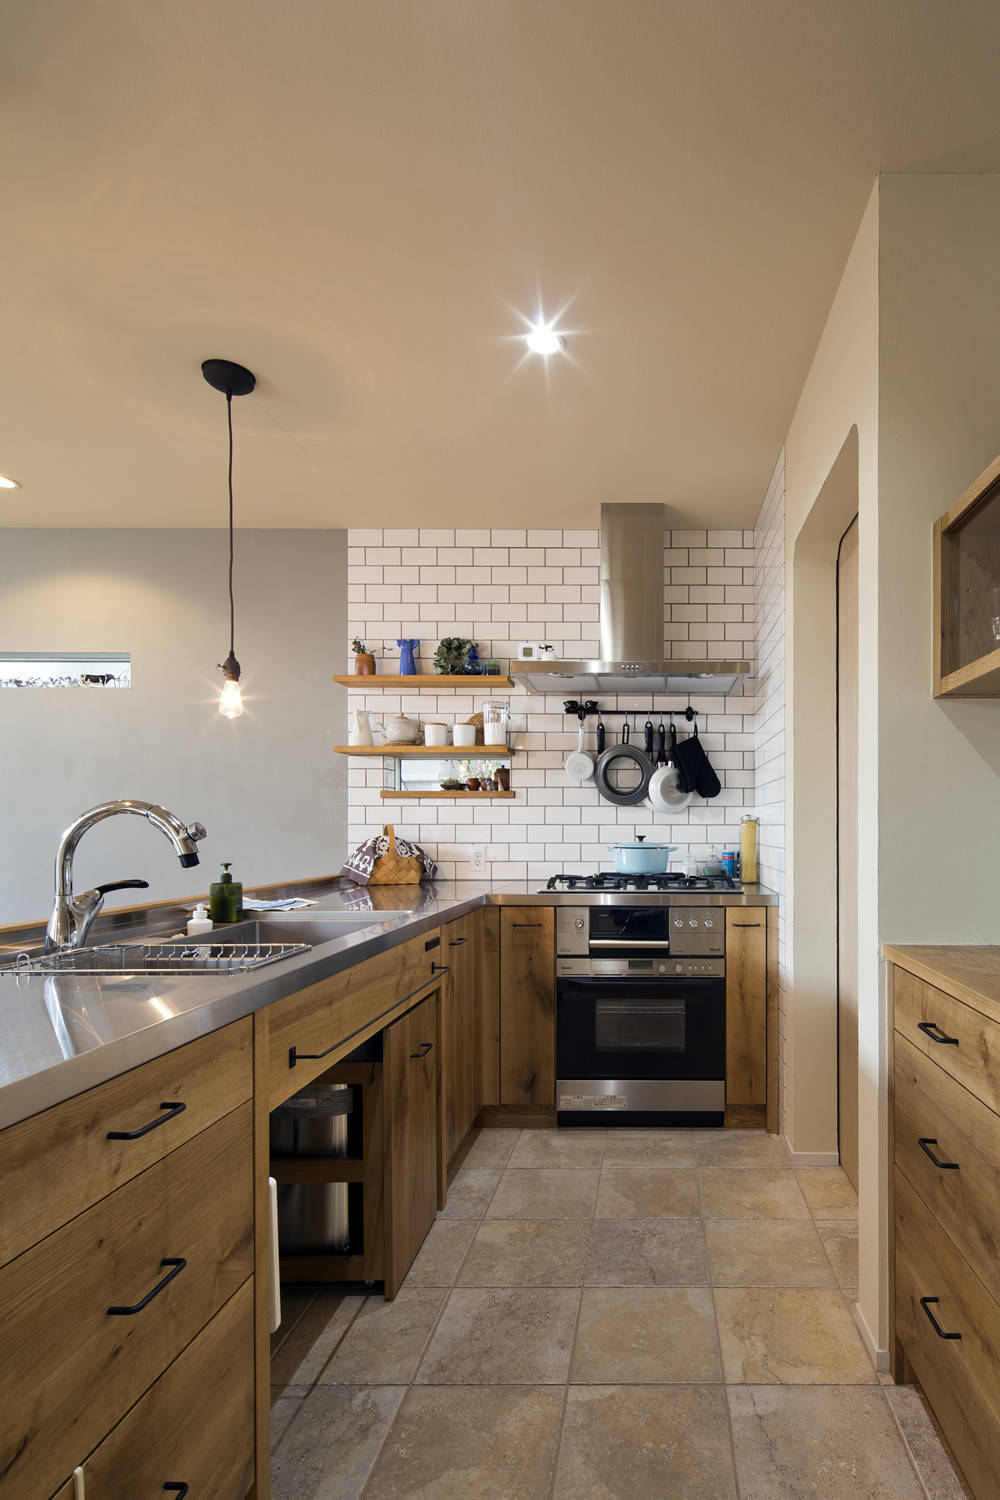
top-left (595, 996), bottom-right (685, 1052)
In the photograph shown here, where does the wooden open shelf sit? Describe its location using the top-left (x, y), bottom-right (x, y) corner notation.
top-left (333, 673), bottom-right (513, 688)
top-left (332, 744), bottom-right (511, 758)
top-left (379, 790), bottom-right (515, 799)
top-left (934, 451), bottom-right (1000, 697)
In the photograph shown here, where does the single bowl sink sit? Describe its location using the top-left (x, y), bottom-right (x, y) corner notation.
top-left (205, 912), bottom-right (411, 946)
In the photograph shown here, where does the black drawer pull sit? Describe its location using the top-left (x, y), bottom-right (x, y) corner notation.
top-left (107, 1100), bottom-right (186, 1140)
top-left (431, 963), bottom-right (450, 974)
top-left (108, 1257), bottom-right (186, 1316)
top-left (410, 1041), bottom-right (434, 1058)
top-left (289, 976), bottom-right (438, 1067)
top-left (732, 922), bottom-right (761, 928)
top-left (918, 1137), bottom-right (960, 1170)
top-left (450, 936), bottom-right (469, 946)
top-left (512, 922), bottom-right (542, 928)
top-left (917, 1021), bottom-right (959, 1045)
top-left (163, 1486), bottom-right (189, 1497)
top-left (920, 1296), bottom-right (962, 1340)
top-left (425, 935), bottom-right (440, 951)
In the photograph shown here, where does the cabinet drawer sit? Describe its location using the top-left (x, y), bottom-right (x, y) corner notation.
top-left (895, 1032), bottom-right (1000, 1297)
top-left (895, 967), bottom-right (1000, 1114)
top-left (267, 928), bottom-right (442, 1108)
top-left (0, 1018), bottom-right (252, 1268)
top-left (82, 1280), bottom-right (254, 1499)
top-left (0, 1103), bottom-right (253, 1500)
top-left (895, 1167), bottom-right (1000, 1500)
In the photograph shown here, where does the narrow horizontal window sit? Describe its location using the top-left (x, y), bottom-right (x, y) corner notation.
top-left (0, 652), bottom-right (131, 688)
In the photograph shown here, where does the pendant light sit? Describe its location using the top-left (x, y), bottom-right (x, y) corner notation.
top-left (201, 358), bottom-right (255, 718)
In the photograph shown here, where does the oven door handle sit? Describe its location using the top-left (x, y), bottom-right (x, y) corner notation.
top-left (589, 938), bottom-right (673, 950)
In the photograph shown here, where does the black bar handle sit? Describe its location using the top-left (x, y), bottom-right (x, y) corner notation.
top-left (513, 922), bottom-right (542, 927)
top-left (410, 1041), bottom-right (433, 1058)
top-left (95, 878), bottom-right (151, 897)
top-left (920, 1296), bottom-right (962, 1340)
top-left (917, 1137), bottom-right (960, 1170)
top-left (424, 935), bottom-right (440, 951)
top-left (108, 1257), bottom-right (186, 1316)
top-left (163, 1486), bottom-right (190, 1497)
top-left (431, 963), bottom-right (450, 974)
top-left (450, 936), bottom-right (469, 945)
top-left (917, 1020), bottom-right (959, 1045)
top-left (289, 975), bottom-right (443, 1067)
top-left (107, 1100), bottom-right (186, 1141)
top-left (732, 922), bottom-right (761, 928)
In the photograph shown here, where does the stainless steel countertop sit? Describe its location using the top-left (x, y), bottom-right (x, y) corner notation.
top-left (0, 880), bottom-right (777, 1131)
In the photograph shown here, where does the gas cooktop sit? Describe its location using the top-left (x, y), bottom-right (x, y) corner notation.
top-left (541, 872), bottom-right (742, 893)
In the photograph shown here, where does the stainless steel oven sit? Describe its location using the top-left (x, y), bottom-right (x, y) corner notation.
top-left (556, 905), bottom-right (725, 1126)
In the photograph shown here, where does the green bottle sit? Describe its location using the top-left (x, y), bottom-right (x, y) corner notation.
top-left (209, 862), bottom-right (242, 923)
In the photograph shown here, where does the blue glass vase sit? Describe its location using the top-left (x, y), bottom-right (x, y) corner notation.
top-left (397, 638), bottom-right (419, 675)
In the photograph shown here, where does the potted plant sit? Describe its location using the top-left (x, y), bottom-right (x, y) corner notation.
top-left (433, 636), bottom-right (475, 675)
top-left (352, 637), bottom-right (376, 676)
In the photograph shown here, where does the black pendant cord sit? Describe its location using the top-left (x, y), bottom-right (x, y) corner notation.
top-left (227, 392), bottom-right (236, 659)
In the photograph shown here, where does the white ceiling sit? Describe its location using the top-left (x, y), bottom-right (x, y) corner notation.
top-left (4, 0), bottom-right (1000, 530)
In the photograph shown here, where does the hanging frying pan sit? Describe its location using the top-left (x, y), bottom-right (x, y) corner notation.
top-left (647, 723), bottom-right (694, 812)
top-left (594, 720), bottom-right (654, 807)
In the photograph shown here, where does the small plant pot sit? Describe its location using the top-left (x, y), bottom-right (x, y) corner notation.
top-left (354, 653), bottom-right (376, 676)
top-left (466, 777), bottom-right (481, 791)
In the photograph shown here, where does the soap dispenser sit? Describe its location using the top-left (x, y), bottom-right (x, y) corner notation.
top-left (186, 902), bottom-right (213, 937)
top-left (209, 863), bottom-right (240, 924)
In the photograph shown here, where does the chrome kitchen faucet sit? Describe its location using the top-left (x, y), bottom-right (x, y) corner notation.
top-left (46, 799), bottom-right (207, 950)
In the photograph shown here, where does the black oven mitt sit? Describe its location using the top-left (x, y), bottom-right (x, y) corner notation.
top-left (673, 723), bottom-right (721, 799)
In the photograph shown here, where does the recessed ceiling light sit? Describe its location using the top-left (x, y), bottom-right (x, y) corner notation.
top-left (525, 323), bottom-right (565, 356)
top-left (0, 474), bottom-right (21, 489)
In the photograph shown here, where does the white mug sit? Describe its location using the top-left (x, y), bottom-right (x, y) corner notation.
top-left (424, 722), bottom-right (448, 746)
top-left (452, 723), bottom-right (477, 746)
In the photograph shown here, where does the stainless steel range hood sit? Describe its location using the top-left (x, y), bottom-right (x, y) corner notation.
top-left (511, 503), bottom-right (751, 696)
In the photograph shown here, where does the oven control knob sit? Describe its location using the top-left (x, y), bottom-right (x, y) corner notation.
top-left (688, 919), bottom-right (698, 928)
top-left (673, 918), bottom-right (684, 929)
top-left (704, 919), bottom-right (714, 929)
top-left (674, 962), bottom-right (684, 974)
top-left (658, 962), bottom-right (667, 975)
top-left (574, 917), bottom-right (585, 930)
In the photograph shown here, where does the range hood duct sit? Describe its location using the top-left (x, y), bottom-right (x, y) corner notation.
top-left (511, 502), bottom-right (750, 696)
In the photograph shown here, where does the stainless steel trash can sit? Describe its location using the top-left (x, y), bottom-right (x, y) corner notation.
top-left (270, 1082), bottom-right (352, 1254)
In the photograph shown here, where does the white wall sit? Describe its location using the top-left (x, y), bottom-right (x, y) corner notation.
top-left (0, 530), bottom-right (347, 925)
top-left (877, 174), bottom-right (1000, 942)
top-left (345, 526), bottom-right (757, 878)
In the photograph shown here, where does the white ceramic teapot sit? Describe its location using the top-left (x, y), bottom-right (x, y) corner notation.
top-left (384, 712), bottom-right (420, 744)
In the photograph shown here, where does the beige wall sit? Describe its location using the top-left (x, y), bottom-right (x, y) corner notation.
top-left (0, 530), bottom-right (347, 925)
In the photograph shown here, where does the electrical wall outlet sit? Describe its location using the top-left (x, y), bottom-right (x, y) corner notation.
top-left (470, 844), bottom-right (486, 873)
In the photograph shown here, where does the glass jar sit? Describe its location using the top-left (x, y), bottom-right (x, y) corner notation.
top-left (480, 700), bottom-right (509, 744)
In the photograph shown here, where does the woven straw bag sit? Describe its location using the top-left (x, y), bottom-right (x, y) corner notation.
top-left (368, 824), bottom-right (424, 885)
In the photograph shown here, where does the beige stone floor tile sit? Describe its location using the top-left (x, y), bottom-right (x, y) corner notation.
top-left (602, 1132), bottom-right (697, 1167)
top-left (364, 1385), bottom-right (563, 1499)
top-left (553, 1384), bottom-right (738, 1499)
top-left (402, 1218), bottom-right (479, 1288)
top-left (435, 1165), bottom-right (501, 1218)
top-left (486, 1166), bottom-right (599, 1219)
top-left (415, 1286), bottom-right (579, 1384)
top-left (816, 1219), bottom-right (860, 1294)
top-left (698, 1167), bottom-right (810, 1219)
top-left (715, 1287), bottom-right (876, 1384)
top-left (461, 1127), bottom-right (520, 1168)
top-left (706, 1219), bottom-right (837, 1287)
top-left (694, 1129), bottom-right (789, 1168)
top-left (318, 1288), bottom-right (445, 1384)
top-left (571, 1287), bottom-right (722, 1383)
top-left (509, 1127), bottom-right (606, 1167)
top-left (884, 1385), bottom-right (971, 1499)
top-left (585, 1218), bottom-right (708, 1286)
top-left (595, 1166), bottom-right (700, 1219)
top-left (270, 1385), bottom-right (309, 1444)
top-left (728, 1384), bottom-right (926, 1498)
top-left (456, 1217), bottom-right (591, 1286)
top-left (794, 1166), bottom-right (859, 1218)
top-left (270, 1291), bottom-right (365, 1388)
top-left (271, 1384), bottom-right (405, 1499)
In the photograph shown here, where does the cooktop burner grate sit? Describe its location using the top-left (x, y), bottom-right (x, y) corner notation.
top-left (542, 872), bottom-right (739, 892)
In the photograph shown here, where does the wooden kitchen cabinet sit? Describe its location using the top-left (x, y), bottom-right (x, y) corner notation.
top-left (888, 950), bottom-right (1000, 1499)
top-left (443, 912), bottom-right (480, 1162)
top-left (80, 1280), bottom-right (254, 1500)
top-left (933, 450), bottom-right (1000, 697)
top-left (383, 991), bottom-right (440, 1296)
top-left (725, 909), bottom-right (767, 1124)
top-left (499, 908), bottom-right (555, 1110)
